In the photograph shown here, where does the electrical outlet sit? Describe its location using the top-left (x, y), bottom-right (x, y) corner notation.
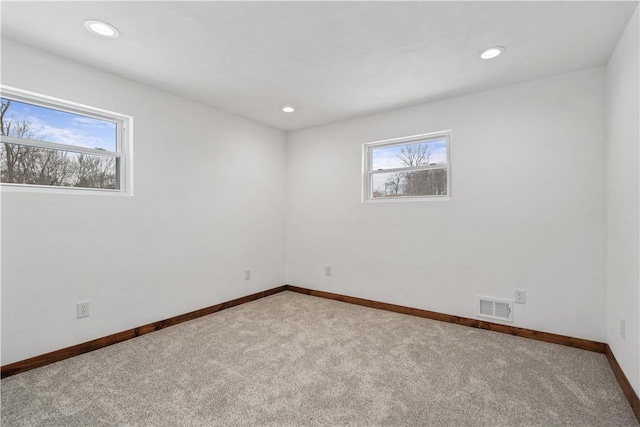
top-left (621, 318), bottom-right (626, 340)
top-left (515, 289), bottom-right (526, 304)
top-left (325, 265), bottom-right (332, 276)
top-left (245, 269), bottom-right (251, 280)
top-left (77, 301), bottom-right (90, 319)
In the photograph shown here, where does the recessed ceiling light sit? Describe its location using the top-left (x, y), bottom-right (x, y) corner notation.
top-left (282, 106), bottom-right (295, 113)
top-left (84, 20), bottom-right (120, 39)
top-left (479, 46), bottom-right (506, 60)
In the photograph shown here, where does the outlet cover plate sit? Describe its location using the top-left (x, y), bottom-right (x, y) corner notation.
top-left (515, 289), bottom-right (526, 304)
top-left (325, 266), bottom-right (332, 276)
top-left (77, 301), bottom-right (90, 319)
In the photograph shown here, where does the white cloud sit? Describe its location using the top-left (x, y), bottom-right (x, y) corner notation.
top-left (71, 116), bottom-right (115, 130)
top-left (6, 111), bottom-right (112, 150)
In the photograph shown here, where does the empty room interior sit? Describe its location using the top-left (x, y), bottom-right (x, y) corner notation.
top-left (1, 1), bottom-right (639, 425)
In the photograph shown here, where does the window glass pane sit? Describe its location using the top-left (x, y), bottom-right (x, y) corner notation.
top-left (371, 139), bottom-right (447, 170)
top-left (1, 142), bottom-right (118, 189)
top-left (372, 169), bottom-right (447, 198)
top-left (0, 98), bottom-right (117, 152)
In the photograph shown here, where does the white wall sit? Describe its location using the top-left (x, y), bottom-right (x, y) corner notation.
top-left (2, 20), bottom-right (635, 374)
top-left (606, 6), bottom-right (640, 394)
top-left (0, 39), bottom-right (287, 365)
top-left (286, 67), bottom-right (607, 342)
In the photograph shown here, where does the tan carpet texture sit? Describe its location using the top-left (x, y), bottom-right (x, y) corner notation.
top-left (1, 291), bottom-right (638, 426)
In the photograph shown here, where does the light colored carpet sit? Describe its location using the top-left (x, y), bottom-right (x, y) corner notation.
top-left (1, 291), bottom-right (637, 426)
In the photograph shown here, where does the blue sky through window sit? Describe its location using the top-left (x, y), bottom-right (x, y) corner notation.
top-left (1, 98), bottom-right (117, 151)
top-left (372, 139), bottom-right (447, 170)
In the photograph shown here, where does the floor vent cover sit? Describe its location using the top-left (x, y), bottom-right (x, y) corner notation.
top-left (477, 296), bottom-right (513, 322)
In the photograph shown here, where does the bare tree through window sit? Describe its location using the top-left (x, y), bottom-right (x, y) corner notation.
top-left (368, 136), bottom-right (449, 199)
top-left (1, 97), bottom-right (119, 189)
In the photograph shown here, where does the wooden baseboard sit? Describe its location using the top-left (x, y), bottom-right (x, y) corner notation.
top-left (605, 345), bottom-right (640, 422)
top-left (1, 285), bottom-right (287, 379)
top-left (285, 285), bottom-right (606, 353)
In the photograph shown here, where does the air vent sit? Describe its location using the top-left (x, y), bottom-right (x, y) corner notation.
top-left (477, 296), bottom-right (513, 322)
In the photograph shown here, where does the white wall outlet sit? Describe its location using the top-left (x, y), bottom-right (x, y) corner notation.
top-left (325, 265), bottom-right (332, 276)
top-left (77, 301), bottom-right (90, 319)
top-left (245, 269), bottom-right (251, 280)
top-left (514, 289), bottom-right (526, 304)
top-left (620, 318), bottom-right (626, 340)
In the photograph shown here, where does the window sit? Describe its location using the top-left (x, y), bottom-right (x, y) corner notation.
top-left (0, 86), bottom-right (132, 194)
top-left (363, 131), bottom-right (450, 201)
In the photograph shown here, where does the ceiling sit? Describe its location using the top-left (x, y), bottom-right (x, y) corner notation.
top-left (1, 1), bottom-right (637, 131)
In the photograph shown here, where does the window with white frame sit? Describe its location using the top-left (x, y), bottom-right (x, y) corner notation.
top-left (363, 131), bottom-right (450, 201)
top-left (0, 86), bottom-right (132, 194)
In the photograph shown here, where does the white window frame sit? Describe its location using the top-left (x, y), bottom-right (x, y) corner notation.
top-left (362, 130), bottom-right (451, 202)
top-left (0, 85), bottom-right (133, 196)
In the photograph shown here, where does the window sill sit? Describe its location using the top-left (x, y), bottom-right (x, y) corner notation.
top-left (363, 196), bottom-right (451, 203)
top-left (1, 183), bottom-right (132, 196)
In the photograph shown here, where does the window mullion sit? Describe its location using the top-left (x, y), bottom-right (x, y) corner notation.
top-left (370, 164), bottom-right (447, 175)
top-left (1, 135), bottom-right (121, 158)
